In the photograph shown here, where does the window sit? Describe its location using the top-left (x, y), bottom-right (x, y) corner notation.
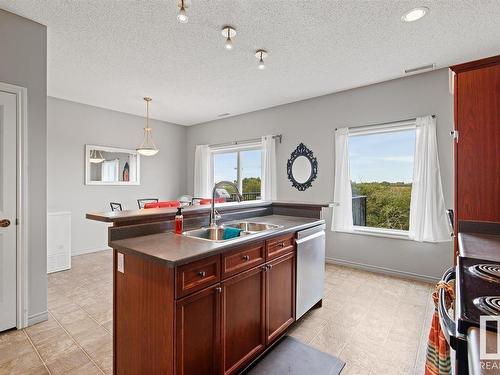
top-left (212, 144), bottom-right (262, 201)
top-left (349, 126), bottom-right (416, 232)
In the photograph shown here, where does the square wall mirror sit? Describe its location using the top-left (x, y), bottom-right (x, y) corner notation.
top-left (85, 145), bottom-right (141, 185)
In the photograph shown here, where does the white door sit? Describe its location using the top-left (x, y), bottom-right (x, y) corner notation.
top-left (0, 91), bottom-right (17, 331)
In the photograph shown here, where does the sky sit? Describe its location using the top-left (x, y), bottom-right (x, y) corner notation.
top-left (213, 129), bottom-right (415, 185)
top-left (214, 149), bottom-right (262, 183)
top-left (349, 129), bottom-right (415, 183)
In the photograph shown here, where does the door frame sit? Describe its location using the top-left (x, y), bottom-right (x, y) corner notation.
top-left (0, 82), bottom-right (29, 329)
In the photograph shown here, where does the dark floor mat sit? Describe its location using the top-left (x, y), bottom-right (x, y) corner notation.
top-left (246, 336), bottom-right (345, 375)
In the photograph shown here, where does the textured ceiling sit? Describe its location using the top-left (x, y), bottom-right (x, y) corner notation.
top-left (1, 0), bottom-right (499, 125)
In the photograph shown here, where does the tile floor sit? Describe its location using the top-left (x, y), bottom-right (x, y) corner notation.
top-left (0, 249), bottom-right (434, 375)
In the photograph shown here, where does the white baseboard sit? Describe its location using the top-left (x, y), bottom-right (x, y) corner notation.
top-left (326, 257), bottom-right (440, 284)
top-left (72, 247), bottom-right (111, 256)
top-left (28, 311), bottom-right (48, 326)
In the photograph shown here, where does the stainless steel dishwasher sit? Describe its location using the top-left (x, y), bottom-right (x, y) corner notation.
top-left (295, 223), bottom-right (326, 319)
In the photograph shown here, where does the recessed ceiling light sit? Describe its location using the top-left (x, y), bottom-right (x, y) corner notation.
top-left (401, 7), bottom-right (428, 22)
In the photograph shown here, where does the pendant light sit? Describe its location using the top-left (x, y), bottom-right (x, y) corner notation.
top-left (255, 49), bottom-right (267, 70)
top-left (89, 149), bottom-right (105, 163)
top-left (221, 26), bottom-right (236, 50)
top-left (177, 0), bottom-right (188, 23)
top-left (137, 97), bottom-right (159, 156)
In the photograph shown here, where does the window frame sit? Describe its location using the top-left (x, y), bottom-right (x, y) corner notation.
top-left (209, 141), bottom-right (263, 199)
top-left (348, 121), bottom-right (416, 237)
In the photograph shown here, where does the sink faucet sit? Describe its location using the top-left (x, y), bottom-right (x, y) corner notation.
top-left (210, 181), bottom-right (243, 227)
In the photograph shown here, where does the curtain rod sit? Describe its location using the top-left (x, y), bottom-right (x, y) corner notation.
top-left (209, 134), bottom-right (282, 148)
top-left (334, 115), bottom-right (436, 131)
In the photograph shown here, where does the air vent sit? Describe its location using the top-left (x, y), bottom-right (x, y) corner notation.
top-left (405, 64), bottom-right (435, 74)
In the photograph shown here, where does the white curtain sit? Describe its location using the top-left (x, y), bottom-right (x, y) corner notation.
top-left (409, 116), bottom-right (452, 242)
top-left (331, 128), bottom-right (353, 231)
top-left (194, 145), bottom-right (211, 198)
top-left (101, 159), bottom-right (119, 182)
top-left (261, 135), bottom-right (277, 201)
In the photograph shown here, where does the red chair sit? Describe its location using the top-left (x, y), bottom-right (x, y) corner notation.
top-left (143, 200), bottom-right (180, 209)
top-left (198, 198), bottom-right (226, 205)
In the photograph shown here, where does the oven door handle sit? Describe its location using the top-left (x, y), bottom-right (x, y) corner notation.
top-left (437, 267), bottom-right (458, 350)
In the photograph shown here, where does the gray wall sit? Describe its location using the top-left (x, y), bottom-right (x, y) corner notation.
top-left (0, 10), bottom-right (47, 323)
top-left (186, 69), bottom-right (454, 281)
top-left (47, 97), bottom-right (187, 254)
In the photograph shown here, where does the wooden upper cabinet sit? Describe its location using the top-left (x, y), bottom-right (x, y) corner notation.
top-left (451, 56), bottom-right (500, 224)
top-left (266, 252), bottom-right (296, 344)
top-left (175, 284), bottom-right (221, 375)
top-left (221, 265), bottom-right (266, 375)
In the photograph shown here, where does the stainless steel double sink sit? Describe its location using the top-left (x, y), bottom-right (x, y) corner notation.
top-left (183, 221), bottom-right (282, 243)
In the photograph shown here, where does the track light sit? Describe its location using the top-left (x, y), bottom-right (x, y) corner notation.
top-left (177, 0), bottom-right (188, 23)
top-left (255, 49), bottom-right (267, 70)
top-left (221, 26), bottom-right (236, 50)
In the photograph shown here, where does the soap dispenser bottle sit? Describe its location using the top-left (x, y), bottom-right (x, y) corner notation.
top-left (175, 207), bottom-right (183, 234)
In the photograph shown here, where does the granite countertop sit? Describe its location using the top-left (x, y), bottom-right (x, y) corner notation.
top-left (110, 215), bottom-right (325, 267)
top-left (458, 232), bottom-right (500, 262)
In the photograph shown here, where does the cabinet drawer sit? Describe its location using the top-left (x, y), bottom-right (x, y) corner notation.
top-left (176, 255), bottom-right (221, 298)
top-left (222, 242), bottom-right (265, 279)
top-left (266, 234), bottom-right (295, 260)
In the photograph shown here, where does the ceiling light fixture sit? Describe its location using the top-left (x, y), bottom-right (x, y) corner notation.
top-left (401, 7), bottom-right (428, 22)
top-left (89, 149), bottom-right (105, 163)
top-left (137, 97), bottom-right (159, 156)
top-left (221, 26), bottom-right (236, 50)
top-left (177, 0), bottom-right (188, 23)
top-left (255, 49), bottom-right (267, 70)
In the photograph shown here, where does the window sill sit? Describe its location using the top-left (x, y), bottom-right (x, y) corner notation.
top-left (335, 226), bottom-right (412, 241)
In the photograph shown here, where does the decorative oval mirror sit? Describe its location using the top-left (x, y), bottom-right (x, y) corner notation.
top-left (287, 143), bottom-right (318, 191)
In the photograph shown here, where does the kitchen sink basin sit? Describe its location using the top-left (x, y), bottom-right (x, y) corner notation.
top-left (182, 221), bottom-right (282, 242)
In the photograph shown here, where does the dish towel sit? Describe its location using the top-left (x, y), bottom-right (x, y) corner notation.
top-left (223, 227), bottom-right (242, 240)
top-left (425, 280), bottom-right (455, 375)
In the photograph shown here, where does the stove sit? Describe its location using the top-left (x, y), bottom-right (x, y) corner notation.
top-left (473, 296), bottom-right (500, 315)
top-left (468, 264), bottom-right (500, 284)
top-left (456, 257), bottom-right (500, 335)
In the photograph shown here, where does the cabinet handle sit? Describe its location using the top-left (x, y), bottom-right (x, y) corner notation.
top-left (278, 241), bottom-right (285, 248)
top-left (0, 219), bottom-right (11, 228)
top-left (215, 287), bottom-right (222, 293)
top-left (198, 271), bottom-right (206, 278)
top-left (262, 265), bottom-right (268, 272)
top-left (242, 255), bottom-right (250, 261)
top-left (268, 264), bottom-right (273, 270)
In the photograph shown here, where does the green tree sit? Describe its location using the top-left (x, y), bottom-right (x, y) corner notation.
top-left (352, 181), bottom-right (412, 230)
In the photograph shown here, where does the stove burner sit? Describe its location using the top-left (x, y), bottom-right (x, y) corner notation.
top-left (468, 264), bottom-right (500, 283)
top-left (473, 296), bottom-right (500, 316)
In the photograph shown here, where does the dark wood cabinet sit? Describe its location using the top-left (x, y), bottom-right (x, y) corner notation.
top-left (114, 231), bottom-right (301, 375)
top-left (221, 265), bottom-right (266, 375)
top-left (266, 252), bottom-right (296, 344)
top-left (175, 284), bottom-right (221, 375)
top-left (451, 55), bottom-right (500, 256)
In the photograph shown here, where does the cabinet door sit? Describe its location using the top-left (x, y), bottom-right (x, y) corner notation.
top-left (221, 266), bottom-right (266, 375)
top-left (456, 64), bottom-right (500, 222)
top-left (176, 284), bottom-right (221, 375)
top-left (266, 252), bottom-right (296, 344)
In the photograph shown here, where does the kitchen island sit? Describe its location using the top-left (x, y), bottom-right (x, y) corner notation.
top-left (87, 201), bottom-right (327, 375)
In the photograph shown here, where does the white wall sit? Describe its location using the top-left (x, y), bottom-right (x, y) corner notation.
top-left (47, 97), bottom-right (187, 255)
top-left (186, 69), bottom-right (454, 281)
top-left (0, 9), bottom-right (47, 324)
